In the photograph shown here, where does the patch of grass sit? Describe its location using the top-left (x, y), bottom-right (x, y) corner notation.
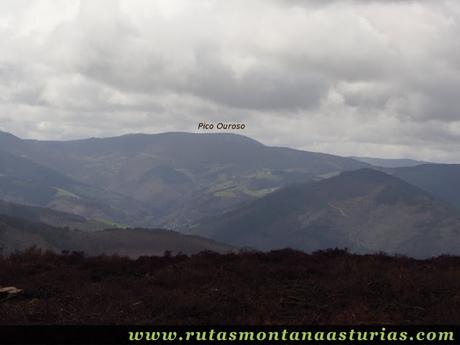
top-left (243, 187), bottom-right (279, 198)
top-left (54, 188), bottom-right (81, 200)
top-left (94, 218), bottom-right (126, 229)
top-left (213, 189), bottom-right (237, 198)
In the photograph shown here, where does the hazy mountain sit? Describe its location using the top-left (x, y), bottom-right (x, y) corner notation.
top-left (0, 215), bottom-right (233, 257)
top-left (385, 164), bottom-right (460, 209)
top-left (0, 199), bottom-right (116, 232)
top-left (0, 131), bottom-right (368, 228)
top-left (196, 169), bottom-right (460, 258)
top-left (0, 149), bottom-right (150, 226)
top-left (351, 156), bottom-right (427, 168)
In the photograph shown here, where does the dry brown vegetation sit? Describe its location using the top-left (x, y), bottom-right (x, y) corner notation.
top-left (1, 248), bottom-right (460, 325)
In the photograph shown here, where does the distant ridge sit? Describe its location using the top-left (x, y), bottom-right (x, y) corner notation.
top-left (350, 156), bottom-right (428, 168)
top-left (0, 149), bottom-right (149, 226)
top-left (385, 164), bottom-right (460, 209)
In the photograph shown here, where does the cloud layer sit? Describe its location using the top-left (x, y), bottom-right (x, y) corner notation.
top-left (0, 0), bottom-right (460, 162)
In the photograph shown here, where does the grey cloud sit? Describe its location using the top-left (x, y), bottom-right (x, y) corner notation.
top-left (0, 0), bottom-right (460, 162)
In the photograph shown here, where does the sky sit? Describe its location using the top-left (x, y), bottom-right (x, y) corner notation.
top-left (0, 0), bottom-right (460, 162)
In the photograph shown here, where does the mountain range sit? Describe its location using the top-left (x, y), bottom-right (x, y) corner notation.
top-left (0, 130), bottom-right (368, 229)
top-left (0, 130), bottom-right (459, 258)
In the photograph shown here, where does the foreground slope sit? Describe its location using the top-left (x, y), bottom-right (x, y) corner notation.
top-left (0, 215), bottom-right (232, 257)
top-left (1, 249), bottom-right (460, 324)
top-left (197, 169), bottom-right (460, 258)
top-left (0, 131), bottom-right (368, 228)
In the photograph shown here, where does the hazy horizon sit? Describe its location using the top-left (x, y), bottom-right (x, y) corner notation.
top-left (1, 128), bottom-right (454, 164)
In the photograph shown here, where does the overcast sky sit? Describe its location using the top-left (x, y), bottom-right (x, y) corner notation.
top-left (0, 0), bottom-right (460, 162)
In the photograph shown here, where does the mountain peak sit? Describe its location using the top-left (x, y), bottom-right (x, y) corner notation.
top-left (0, 130), bottom-right (20, 140)
top-left (199, 166), bottom-right (458, 258)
